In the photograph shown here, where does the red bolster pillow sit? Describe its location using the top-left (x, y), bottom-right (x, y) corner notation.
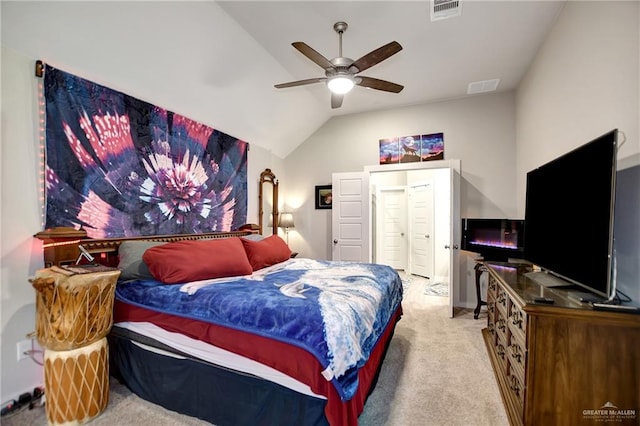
top-left (143, 237), bottom-right (253, 284)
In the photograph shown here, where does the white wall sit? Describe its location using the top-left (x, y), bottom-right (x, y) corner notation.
top-left (517, 1), bottom-right (639, 201)
top-left (516, 1), bottom-right (640, 301)
top-left (283, 92), bottom-right (518, 262)
top-left (0, 1), bottom-right (325, 159)
top-left (247, 146), bottom-right (285, 226)
top-left (0, 47), bottom-right (46, 406)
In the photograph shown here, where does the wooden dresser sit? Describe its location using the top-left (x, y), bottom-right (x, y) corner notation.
top-left (482, 262), bottom-right (640, 425)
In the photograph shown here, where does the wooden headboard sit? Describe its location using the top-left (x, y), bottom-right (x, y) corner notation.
top-left (34, 225), bottom-right (259, 268)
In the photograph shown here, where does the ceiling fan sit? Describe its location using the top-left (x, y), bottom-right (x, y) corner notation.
top-left (274, 22), bottom-right (404, 109)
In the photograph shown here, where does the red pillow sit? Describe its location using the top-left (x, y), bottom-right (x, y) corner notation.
top-left (142, 237), bottom-right (252, 284)
top-left (241, 235), bottom-right (292, 271)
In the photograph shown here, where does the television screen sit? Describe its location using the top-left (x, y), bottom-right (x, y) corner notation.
top-left (523, 129), bottom-right (618, 298)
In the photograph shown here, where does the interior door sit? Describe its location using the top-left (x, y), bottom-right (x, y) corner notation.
top-left (448, 164), bottom-right (461, 318)
top-left (376, 186), bottom-right (407, 269)
top-left (332, 172), bottom-right (370, 262)
top-left (365, 159), bottom-right (462, 318)
top-left (409, 182), bottom-right (434, 278)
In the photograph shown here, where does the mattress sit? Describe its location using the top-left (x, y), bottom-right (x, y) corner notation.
top-left (112, 258), bottom-right (404, 425)
top-left (113, 321), bottom-right (324, 398)
top-left (108, 330), bottom-right (330, 426)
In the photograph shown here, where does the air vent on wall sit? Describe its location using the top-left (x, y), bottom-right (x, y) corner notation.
top-left (431, 0), bottom-right (462, 21)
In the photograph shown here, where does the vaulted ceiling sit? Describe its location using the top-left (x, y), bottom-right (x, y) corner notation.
top-left (2, 1), bottom-right (565, 158)
top-left (218, 1), bottom-right (564, 155)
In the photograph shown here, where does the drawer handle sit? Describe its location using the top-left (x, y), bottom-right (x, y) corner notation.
top-left (510, 345), bottom-right (523, 362)
top-left (510, 376), bottom-right (520, 395)
top-left (497, 291), bottom-right (507, 304)
top-left (511, 314), bottom-right (523, 328)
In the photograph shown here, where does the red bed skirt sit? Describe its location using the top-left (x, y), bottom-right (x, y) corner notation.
top-left (114, 300), bottom-right (402, 425)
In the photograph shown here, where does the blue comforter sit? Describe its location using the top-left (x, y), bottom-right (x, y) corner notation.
top-left (115, 258), bottom-right (403, 400)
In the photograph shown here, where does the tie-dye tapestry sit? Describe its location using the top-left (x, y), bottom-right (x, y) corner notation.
top-left (43, 65), bottom-right (247, 238)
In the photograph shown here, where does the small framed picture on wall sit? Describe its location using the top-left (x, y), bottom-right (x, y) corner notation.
top-left (315, 185), bottom-right (332, 209)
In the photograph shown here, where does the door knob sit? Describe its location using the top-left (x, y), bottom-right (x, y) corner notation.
top-left (444, 244), bottom-right (450, 249)
top-left (425, 234), bottom-right (430, 238)
top-left (400, 233), bottom-right (405, 237)
top-left (333, 239), bottom-right (338, 244)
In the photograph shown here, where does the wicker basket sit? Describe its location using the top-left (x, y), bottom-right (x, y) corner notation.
top-left (31, 268), bottom-right (120, 351)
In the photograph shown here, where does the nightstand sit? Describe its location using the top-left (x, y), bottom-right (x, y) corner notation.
top-left (31, 266), bottom-right (120, 425)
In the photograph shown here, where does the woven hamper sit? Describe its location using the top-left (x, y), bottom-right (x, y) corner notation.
top-left (44, 337), bottom-right (109, 425)
top-left (31, 268), bottom-right (120, 351)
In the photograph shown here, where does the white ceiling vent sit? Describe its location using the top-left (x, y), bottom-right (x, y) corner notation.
top-left (431, 0), bottom-right (462, 22)
top-left (467, 79), bottom-right (500, 95)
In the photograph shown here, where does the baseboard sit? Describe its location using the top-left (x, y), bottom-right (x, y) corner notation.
top-left (433, 275), bottom-right (448, 284)
top-left (454, 301), bottom-right (477, 309)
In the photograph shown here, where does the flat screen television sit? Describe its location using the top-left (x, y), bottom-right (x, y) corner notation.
top-left (523, 129), bottom-right (618, 299)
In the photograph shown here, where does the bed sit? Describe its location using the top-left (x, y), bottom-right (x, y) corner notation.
top-left (35, 228), bottom-right (403, 426)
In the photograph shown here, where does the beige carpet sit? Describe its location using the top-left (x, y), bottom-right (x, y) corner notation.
top-left (3, 276), bottom-right (508, 426)
top-left (358, 277), bottom-right (508, 425)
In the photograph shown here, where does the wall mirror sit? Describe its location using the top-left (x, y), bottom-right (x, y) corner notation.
top-left (259, 168), bottom-right (279, 235)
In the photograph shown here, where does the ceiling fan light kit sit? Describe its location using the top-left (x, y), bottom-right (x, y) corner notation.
top-left (327, 75), bottom-right (355, 94)
top-left (274, 21), bottom-right (404, 109)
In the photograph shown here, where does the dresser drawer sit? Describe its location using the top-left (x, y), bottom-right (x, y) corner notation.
top-left (495, 333), bottom-right (508, 374)
top-left (488, 274), bottom-right (499, 298)
top-left (507, 336), bottom-right (527, 377)
top-left (495, 313), bottom-right (508, 344)
top-left (496, 287), bottom-right (508, 316)
top-left (507, 367), bottom-right (525, 409)
top-left (487, 301), bottom-right (497, 337)
top-left (508, 300), bottom-right (527, 340)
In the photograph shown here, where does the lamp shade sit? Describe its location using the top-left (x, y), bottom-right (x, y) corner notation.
top-left (327, 75), bottom-right (355, 94)
top-left (279, 212), bottom-right (295, 229)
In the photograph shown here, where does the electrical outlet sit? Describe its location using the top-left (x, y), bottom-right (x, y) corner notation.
top-left (16, 339), bottom-right (32, 361)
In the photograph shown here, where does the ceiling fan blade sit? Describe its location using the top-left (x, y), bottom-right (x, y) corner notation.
top-left (351, 41), bottom-right (403, 73)
top-left (331, 93), bottom-right (344, 109)
top-left (274, 77), bottom-right (326, 89)
top-left (357, 76), bottom-right (404, 93)
top-left (292, 42), bottom-right (334, 70)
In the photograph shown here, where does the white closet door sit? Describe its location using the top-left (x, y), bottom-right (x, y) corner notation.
top-left (409, 181), bottom-right (434, 278)
top-left (376, 186), bottom-right (407, 269)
